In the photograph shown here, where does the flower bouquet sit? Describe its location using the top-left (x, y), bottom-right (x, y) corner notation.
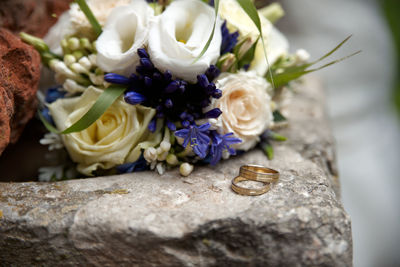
top-left (20, 0), bottom-right (357, 181)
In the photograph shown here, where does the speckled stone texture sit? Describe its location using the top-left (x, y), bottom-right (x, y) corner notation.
top-left (0, 78), bottom-right (352, 266)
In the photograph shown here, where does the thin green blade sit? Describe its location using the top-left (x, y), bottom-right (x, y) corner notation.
top-left (194, 0), bottom-right (220, 62)
top-left (39, 86), bottom-right (126, 134)
top-left (75, 0), bottom-right (102, 37)
top-left (236, 0), bottom-right (275, 88)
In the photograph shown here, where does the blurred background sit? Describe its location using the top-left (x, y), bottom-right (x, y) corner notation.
top-left (273, 0), bottom-right (400, 266)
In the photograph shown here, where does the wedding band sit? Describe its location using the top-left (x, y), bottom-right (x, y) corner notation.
top-left (239, 165), bottom-right (279, 183)
top-left (231, 176), bottom-right (271, 196)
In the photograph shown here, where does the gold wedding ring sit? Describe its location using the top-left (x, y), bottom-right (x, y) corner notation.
top-left (231, 165), bottom-right (280, 196)
top-left (231, 176), bottom-right (271, 196)
top-left (239, 165), bottom-right (279, 183)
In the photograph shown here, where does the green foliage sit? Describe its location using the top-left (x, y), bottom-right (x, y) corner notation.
top-left (75, 0), bottom-right (102, 37)
top-left (267, 36), bottom-right (361, 88)
top-left (194, 0), bottom-right (220, 62)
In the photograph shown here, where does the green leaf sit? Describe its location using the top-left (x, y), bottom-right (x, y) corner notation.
top-left (273, 110), bottom-right (287, 122)
top-left (235, 36), bottom-right (260, 69)
top-left (75, 0), bottom-right (102, 37)
top-left (260, 141), bottom-right (274, 160)
top-left (39, 86), bottom-right (126, 134)
top-left (194, 0), bottom-right (220, 62)
top-left (268, 131), bottom-right (287, 142)
top-left (235, 0), bottom-right (276, 88)
top-left (267, 35), bottom-right (361, 87)
top-left (269, 50), bottom-right (361, 88)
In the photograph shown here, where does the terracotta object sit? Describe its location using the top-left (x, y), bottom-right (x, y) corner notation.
top-left (0, 28), bottom-right (41, 155)
top-left (0, 0), bottom-right (72, 38)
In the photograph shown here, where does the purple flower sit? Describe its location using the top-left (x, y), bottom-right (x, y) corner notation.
top-left (174, 123), bottom-right (211, 158)
top-left (209, 131), bottom-right (242, 165)
top-left (220, 21), bottom-right (239, 55)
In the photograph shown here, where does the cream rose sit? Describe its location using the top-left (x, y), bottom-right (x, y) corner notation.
top-left (147, 0), bottom-right (222, 82)
top-left (210, 71), bottom-right (273, 151)
top-left (44, 0), bottom-right (131, 54)
top-left (218, 0), bottom-right (288, 76)
top-left (48, 86), bottom-right (155, 176)
top-left (96, 0), bottom-right (154, 75)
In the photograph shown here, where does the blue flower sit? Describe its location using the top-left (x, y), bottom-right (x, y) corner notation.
top-left (104, 48), bottom-right (222, 129)
top-left (220, 21), bottom-right (239, 55)
top-left (116, 156), bottom-right (148, 173)
top-left (45, 87), bottom-right (66, 103)
top-left (174, 123), bottom-right (211, 158)
top-left (209, 131), bottom-right (242, 165)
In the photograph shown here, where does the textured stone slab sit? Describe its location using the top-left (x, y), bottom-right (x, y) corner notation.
top-left (0, 77), bottom-right (352, 266)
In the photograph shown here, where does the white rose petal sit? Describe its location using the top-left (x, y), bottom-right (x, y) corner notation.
top-left (44, 0), bottom-right (131, 54)
top-left (96, 0), bottom-right (154, 75)
top-left (219, 0), bottom-right (289, 76)
top-left (48, 86), bottom-right (155, 176)
top-left (210, 71), bottom-right (273, 151)
top-left (148, 0), bottom-right (222, 82)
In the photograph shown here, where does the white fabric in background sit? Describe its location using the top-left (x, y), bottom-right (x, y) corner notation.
top-left (280, 0), bottom-right (400, 266)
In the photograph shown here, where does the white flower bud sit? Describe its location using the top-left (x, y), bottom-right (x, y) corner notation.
top-left (180, 163), bottom-right (194, 177)
top-left (78, 56), bottom-right (92, 70)
top-left (88, 54), bottom-right (97, 65)
top-left (160, 140), bottom-right (171, 152)
top-left (63, 79), bottom-right (87, 95)
top-left (89, 73), bottom-right (104, 85)
top-left (70, 63), bottom-right (88, 74)
top-left (64, 54), bottom-right (76, 66)
top-left (157, 151), bottom-right (169, 161)
top-left (295, 49), bottom-right (310, 63)
top-left (166, 154), bottom-right (179, 166)
top-left (68, 37), bottom-right (80, 50)
top-left (144, 147), bottom-right (157, 163)
top-left (156, 163), bottom-right (166, 175)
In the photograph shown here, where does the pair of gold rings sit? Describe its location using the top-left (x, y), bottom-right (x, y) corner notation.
top-left (231, 165), bottom-right (279, 196)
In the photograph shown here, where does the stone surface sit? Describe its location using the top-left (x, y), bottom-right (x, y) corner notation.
top-left (0, 28), bottom-right (41, 155)
top-left (0, 78), bottom-right (352, 266)
top-left (0, 0), bottom-right (72, 38)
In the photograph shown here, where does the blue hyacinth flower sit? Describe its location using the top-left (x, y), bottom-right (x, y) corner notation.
top-left (174, 122), bottom-right (211, 158)
top-left (209, 131), bottom-right (242, 165)
top-left (45, 87), bottom-right (66, 103)
top-left (220, 21), bottom-right (239, 55)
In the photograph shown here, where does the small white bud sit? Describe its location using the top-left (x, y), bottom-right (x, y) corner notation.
top-left (88, 54), bottom-right (97, 65)
top-left (157, 151), bottom-right (169, 161)
top-left (296, 49), bottom-right (310, 63)
top-left (68, 37), bottom-right (80, 50)
top-left (78, 56), bottom-right (92, 70)
top-left (70, 63), bottom-right (88, 74)
top-left (63, 55), bottom-right (76, 66)
top-left (160, 141), bottom-right (171, 152)
top-left (156, 163), bottom-right (166, 175)
top-left (144, 147), bottom-right (158, 163)
top-left (166, 154), bottom-right (179, 166)
top-left (180, 163), bottom-right (194, 177)
top-left (89, 73), bottom-right (104, 85)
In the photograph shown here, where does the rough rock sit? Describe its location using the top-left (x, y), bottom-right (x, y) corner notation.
top-left (0, 0), bottom-right (72, 38)
top-left (0, 28), bottom-right (41, 155)
top-left (0, 78), bottom-right (352, 266)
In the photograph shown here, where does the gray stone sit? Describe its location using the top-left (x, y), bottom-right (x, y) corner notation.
top-left (0, 77), bottom-right (352, 266)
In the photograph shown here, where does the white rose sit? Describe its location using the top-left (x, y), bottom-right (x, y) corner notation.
top-left (48, 86), bottom-right (155, 176)
top-left (147, 0), bottom-right (222, 82)
top-left (210, 71), bottom-right (273, 151)
top-left (44, 0), bottom-right (131, 54)
top-left (218, 0), bottom-right (288, 76)
top-left (96, 0), bottom-right (154, 75)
